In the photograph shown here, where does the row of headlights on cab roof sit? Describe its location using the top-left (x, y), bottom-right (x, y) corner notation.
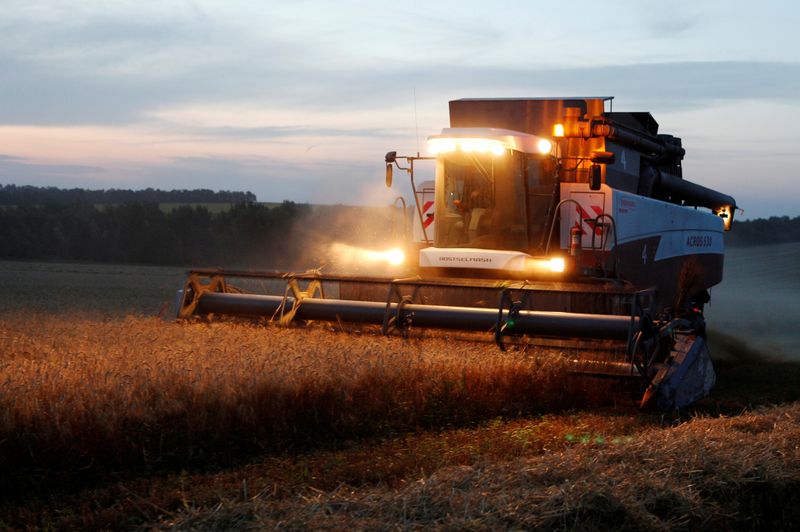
top-left (427, 124), bottom-right (569, 157)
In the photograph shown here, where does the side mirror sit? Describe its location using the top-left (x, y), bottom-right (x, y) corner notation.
top-left (589, 164), bottom-right (602, 190)
top-left (385, 163), bottom-right (393, 188)
top-left (384, 151), bottom-right (397, 188)
top-left (590, 151), bottom-right (615, 165)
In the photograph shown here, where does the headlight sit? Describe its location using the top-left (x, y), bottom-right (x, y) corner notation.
top-left (548, 257), bottom-right (565, 273)
top-left (525, 256), bottom-right (566, 274)
top-left (537, 138), bottom-right (553, 154)
top-left (329, 243), bottom-right (406, 267)
top-left (384, 248), bottom-right (405, 266)
top-left (428, 137), bottom-right (507, 156)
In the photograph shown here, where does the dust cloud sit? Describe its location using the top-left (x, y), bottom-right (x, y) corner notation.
top-left (705, 242), bottom-right (800, 360)
top-left (285, 203), bottom-right (412, 276)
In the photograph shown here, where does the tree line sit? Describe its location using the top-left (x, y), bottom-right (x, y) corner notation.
top-left (0, 201), bottom-right (309, 268)
top-left (0, 185), bottom-right (797, 267)
top-left (0, 184), bottom-right (256, 206)
top-left (726, 216), bottom-right (800, 247)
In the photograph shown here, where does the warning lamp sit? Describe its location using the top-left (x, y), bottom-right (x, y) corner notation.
top-left (714, 205), bottom-right (735, 231)
top-left (553, 123), bottom-right (565, 138)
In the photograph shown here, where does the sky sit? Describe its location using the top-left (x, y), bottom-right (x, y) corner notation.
top-left (1, 0), bottom-right (798, 219)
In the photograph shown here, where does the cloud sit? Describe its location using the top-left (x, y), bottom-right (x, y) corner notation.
top-left (2, 0), bottom-right (798, 128)
top-left (0, 154), bottom-right (104, 186)
top-left (422, 62), bottom-right (800, 111)
top-left (636, 0), bottom-right (699, 36)
top-left (2, 53), bottom-right (798, 128)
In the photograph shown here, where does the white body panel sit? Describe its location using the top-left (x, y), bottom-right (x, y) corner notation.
top-left (560, 183), bottom-right (725, 260)
top-left (419, 247), bottom-right (531, 271)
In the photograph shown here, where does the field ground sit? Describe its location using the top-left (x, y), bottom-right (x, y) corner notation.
top-left (0, 247), bottom-right (798, 530)
top-left (0, 260), bottom-right (185, 316)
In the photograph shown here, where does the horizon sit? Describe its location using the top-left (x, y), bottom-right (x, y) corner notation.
top-left (1, 181), bottom-right (796, 222)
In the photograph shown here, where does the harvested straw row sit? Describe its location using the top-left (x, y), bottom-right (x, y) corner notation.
top-left (155, 402), bottom-right (800, 531)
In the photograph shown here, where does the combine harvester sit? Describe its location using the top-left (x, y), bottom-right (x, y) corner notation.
top-left (176, 97), bottom-right (736, 410)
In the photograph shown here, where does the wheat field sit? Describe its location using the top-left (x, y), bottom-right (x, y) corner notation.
top-left (1, 258), bottom-right (799, 529)
top-left (0, 309), bottom-right (617, 498)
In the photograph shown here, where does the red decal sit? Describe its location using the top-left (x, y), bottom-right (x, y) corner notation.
top-left (575, 204), bottom-right (604, 236)
top-left (422, 200), bottom-right (435, 228)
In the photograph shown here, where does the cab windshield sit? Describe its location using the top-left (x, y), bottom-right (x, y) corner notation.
top-left (434, 151), bottom-right (528, 250)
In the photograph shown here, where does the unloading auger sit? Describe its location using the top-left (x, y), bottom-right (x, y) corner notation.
top-left (176, 97), bottom-right (735, 411)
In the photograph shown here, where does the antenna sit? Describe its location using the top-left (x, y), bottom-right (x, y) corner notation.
top-left (413, 88), bottom-right (420, 156)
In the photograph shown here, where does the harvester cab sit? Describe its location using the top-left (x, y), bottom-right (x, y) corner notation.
top-left (414, 126), bottom-right (566, 278)
top-left (176, 97), bottom-right (736, 412)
